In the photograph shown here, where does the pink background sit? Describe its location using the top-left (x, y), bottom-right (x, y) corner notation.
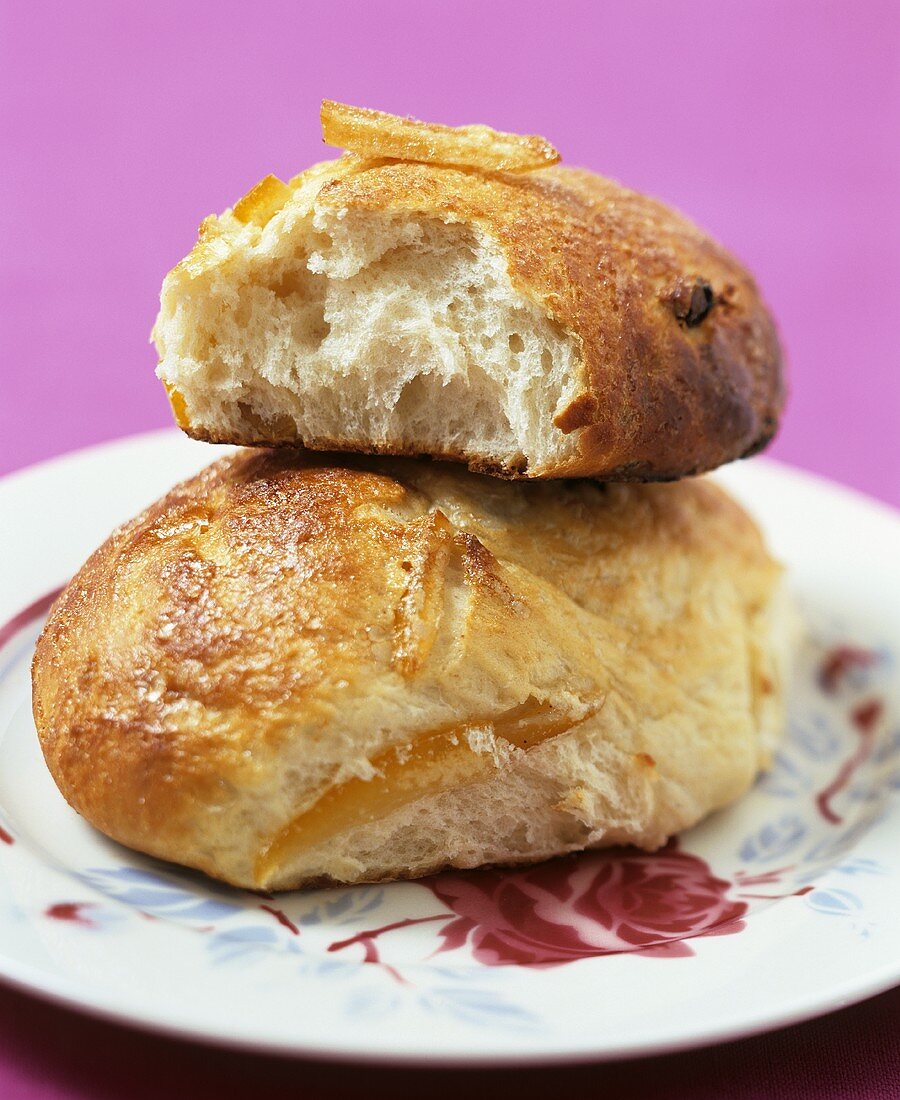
top-left (2, 0), bottom-right (899, 505)
top-left (1, 2), bottom-right (899, 1097)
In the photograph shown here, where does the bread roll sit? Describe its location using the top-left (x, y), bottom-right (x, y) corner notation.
top-left (153, 143), bottom-right (784, 481)
top-left (32, 451), bottom-right (793, 890)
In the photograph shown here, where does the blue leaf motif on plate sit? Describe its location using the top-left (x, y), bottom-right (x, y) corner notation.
top-left (418, 987), bottom-right (539, 1030)
top-left (207, 925), bottom-right (294, 966)
top-left (871, 728), bottom-right (900, 766)
top-left (205, 923), bottom-right (365, 978)
top-left (323, 894), bottom-right (353, 919)
top-left (803, 812), bottom-right (885, 865)
top-left (299, 958), bottom-right (358, 979)
top-left (295, 886), bottom-right (386, 928)
top-left (872, 728), bottom-right (900, 793)
top-left (836, 858), bottom-right (886, 876)
top-left (791, 715), bottom-right (841, 761)
top-left (739, 814), bottom-right (806, 862)
top-left (343, 988), bottom-right (402, 1019)
top-left (79, 867), bottom-right (243, 923)
top-left (805, 888), bottom-right (863, 917)
top-left (341, 981), bottom-right (538, 1031)
top-left (755, 750), bottom-right (810, 798)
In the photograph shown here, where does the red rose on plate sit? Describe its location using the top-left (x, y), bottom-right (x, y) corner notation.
top-left (425, 842), bottom-right (747, 967)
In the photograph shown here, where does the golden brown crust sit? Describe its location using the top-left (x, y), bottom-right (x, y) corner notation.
top-left (160, 156), bottom-right (784, 480)
top-left (32, 450), bottom-right (787, 889)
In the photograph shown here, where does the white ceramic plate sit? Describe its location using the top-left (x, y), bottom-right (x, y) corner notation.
top-left (0, 430), bottom-right (898, 1066)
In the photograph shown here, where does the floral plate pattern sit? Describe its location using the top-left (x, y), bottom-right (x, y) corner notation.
top-left (0, 431), bottom-right (897, 1064)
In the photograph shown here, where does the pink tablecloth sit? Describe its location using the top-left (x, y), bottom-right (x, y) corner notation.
top-left (1, 2), bottom-right (897, 1096)
top-left (1, 980), bottom-right (898, 1099)
top-left (2, 0), bottom-right (899, 507)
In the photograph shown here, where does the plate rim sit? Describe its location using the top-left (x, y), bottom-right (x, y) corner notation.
top-left (0, 945), bottom-right (897, 1067)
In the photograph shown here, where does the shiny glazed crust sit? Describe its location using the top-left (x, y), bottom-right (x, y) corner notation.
top-left (32, 451), bottom-right (790, 889)
top-left (159, 157), bottom-right (785, 480)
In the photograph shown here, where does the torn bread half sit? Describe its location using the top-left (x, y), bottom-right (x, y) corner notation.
top-left (152, 103), bottom-right (784, 481)
top-left (33, 450), bottom-right (795, 890)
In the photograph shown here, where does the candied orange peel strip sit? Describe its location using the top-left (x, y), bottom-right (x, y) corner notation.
top-left (254, 699), bottom-right (590, 886)
top-left (232, 174), bottom-right (292, 226)
top-left (320, 99), bottom-right (560, 173)
top-left (163, 383), bottom-right (190, 428)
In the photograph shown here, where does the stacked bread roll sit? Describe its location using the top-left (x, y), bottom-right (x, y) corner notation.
top-left (33, 103), bottom-right (793, 890)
